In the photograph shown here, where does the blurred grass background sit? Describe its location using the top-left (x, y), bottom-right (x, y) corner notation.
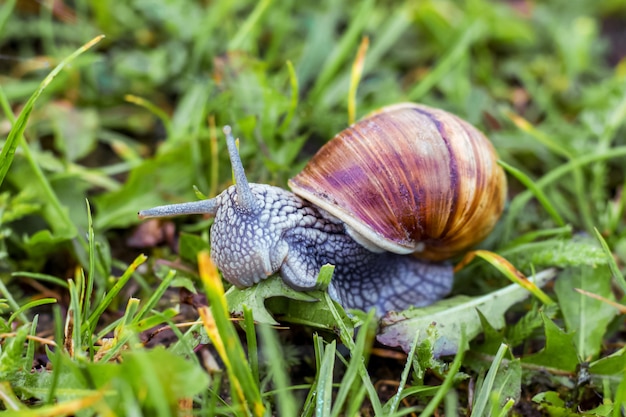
top-left (1, 0), bottom-right (626, 414)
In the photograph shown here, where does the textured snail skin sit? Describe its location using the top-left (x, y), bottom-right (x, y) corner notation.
top-left (139, 103), bottom-right (505, 316)
top-left (209, 183), bottom-right (453, 314)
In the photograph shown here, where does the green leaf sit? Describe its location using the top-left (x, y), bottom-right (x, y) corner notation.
top-left (472, 310), bottom-right (505, 354)
top-left (532, 391), bottom-right (579, 416)
top-left (121, 346), bottom-right (209, 401)
top-left (506, 303), bottom-right (558, 347)
top-left (554, 265), bottom-right (617, 360)
top-left (508, 237), bottom-right (608, 270)
top-left (225, 275), bottom-right (320, 325)
top-left (378, 268), bottom-right (557, 356)
top-left (589, 347), bottom-right (625, 376)
top-left (178, 232), bottom-right (211, 265)
top-left (0, 191), bottom-right (40, 223)
top-left (490, 358), bottom-right (522, 413)
top-left (50, 105), bottom-right (99, 162)
top-left (522, 314), bottom-right (579, 372)
top-left (0, 324), bottom-right (29, 377)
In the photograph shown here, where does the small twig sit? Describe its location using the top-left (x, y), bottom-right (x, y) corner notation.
top-left (574, 288), bottom-right (626, 314)
top-left (0, 333), bottom-right (57, 347)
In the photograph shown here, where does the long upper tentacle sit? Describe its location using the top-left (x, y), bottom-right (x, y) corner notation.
top-left (138, 198), bottom-right (219, 218)
top-left (224, 126), bottom-right (258, 212)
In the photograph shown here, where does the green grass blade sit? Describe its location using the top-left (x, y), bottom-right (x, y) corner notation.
top-left (46, 306), bottom-right (64, 404)
top-left (310, 0), bottom-right (374, 100)
top-left (505, 146), bottom-right (626, 240)
top-left (470, 343), bottom-right (508, 417)
top-left (7, 298), bottom-right (56, 326)
top-left (0, 35), bottom-right (104, 187)
top-left (277, 60), bottom-right (299, 134)
top-left (67, 279), bottom-right (83, 355)
top-left (408, 21), bottom-right (481, 101)
top-left (594, 228), bottom-right (626, 294)
top-left (499, 160), bottom-right (564, 227)
top-left (444, 390), bottom-right (459, 417)
top-left (258, 324), bottom-right (297, 416)
top-left (0, 279), bottom-right (28, 324)
top-left (83, 200), bottom-right (95, 328)
top-left (86, 254), bottom-right (147, 334)
top-left (198, 251), bottom-right (264, 417)
top-left (387, 329), bottom-right (421, 413)
top-left (331, 311), bottom-right (376, 416)
top-left (324, 293), bottom-right (383, 414)
top-left (507, 112), bottom-right (595, 233)
top-left (24, 316), bottom-right (39, 374)
top-left (243, 306), bottom-right (260, 387)
top-left (0, 0), bottom-right (17, 37)
top-left (302, 334), bottom-right (325, 417)
top-left (228, 0), bottom-right (272, 51)
top-left (316, 340), bottom-right (336, 417)
top-left (348, 36), bottom-right (368, 125)
top-left (134, 269), bottom-right (177, 322)
top-left (10, 272), bottom-right (69, 289)
top-left (125, 95), bottom-right (173, 138)
top-left (0, 381), bottom-right (25, 411)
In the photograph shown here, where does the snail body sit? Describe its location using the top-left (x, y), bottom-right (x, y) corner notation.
top-left (139, 103), bottom-right (507, 316)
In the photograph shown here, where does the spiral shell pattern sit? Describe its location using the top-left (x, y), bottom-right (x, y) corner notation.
top-left (288, 103), bottom-right (507, 261)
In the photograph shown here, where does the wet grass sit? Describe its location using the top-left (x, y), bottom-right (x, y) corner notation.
top-left (1, 0), bottom-right (626, 415)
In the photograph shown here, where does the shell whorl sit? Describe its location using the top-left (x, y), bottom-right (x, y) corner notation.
top-left (288, 102), bottom-right (507, 261)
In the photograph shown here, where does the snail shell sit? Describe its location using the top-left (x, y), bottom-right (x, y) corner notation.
top-left (288, 103), bottom-right (507, 261)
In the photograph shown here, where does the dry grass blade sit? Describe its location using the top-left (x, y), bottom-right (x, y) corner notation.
top-left (455, 250), bottom-right (554, 305)
top-left (574, 288), bottom-right (626, 314)
top-left (348, 35), bottom-right (369, 125)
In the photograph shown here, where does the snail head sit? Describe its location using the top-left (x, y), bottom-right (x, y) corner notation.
top-left (138, 126), bottom-right (288, 287)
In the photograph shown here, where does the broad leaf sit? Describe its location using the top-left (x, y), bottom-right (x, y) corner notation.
top-left (589, 347), bottom-right (626, 376)
top-left (50, 104), bottom-right (99, 162)
top-left (554, 265), bottom-right (617, 360)
top-left (226, 275), bottom-right (353, 331)
top-left (178, 232), bottom-right (211, 265)
top-left (521, 314), bottom-right (579, 372)
top-left (225, 275), bottom-right (320, 325)
top-left (377, 269), bottom-right (557, 356)
top-left (472, 310), bottom-right (505, 355)
top-left (509, 238), bottom-right (608, 270)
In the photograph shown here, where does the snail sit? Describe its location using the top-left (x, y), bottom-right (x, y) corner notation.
top-left (139, 103), bottom-right (507, 316)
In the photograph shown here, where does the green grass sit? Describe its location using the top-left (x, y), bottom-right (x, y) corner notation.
top-left (1, 0), bottom-right (626, 415)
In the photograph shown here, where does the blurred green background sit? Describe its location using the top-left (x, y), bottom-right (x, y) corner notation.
top-left (2, 0), bottom-right (626, 414)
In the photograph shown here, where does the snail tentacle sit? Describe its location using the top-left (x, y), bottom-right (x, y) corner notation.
top-left (223, 125), bottom-right (258, 212)
top-left (138, 198), bottom-right (219, 218)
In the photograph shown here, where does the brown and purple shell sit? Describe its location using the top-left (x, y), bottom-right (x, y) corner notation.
top-left (288, 103), bottom-right (507, 261)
